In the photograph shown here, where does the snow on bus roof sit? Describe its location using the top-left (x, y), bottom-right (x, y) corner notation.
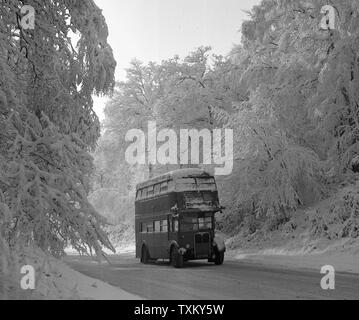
top-left (136, 168), bottom-right (212, 190)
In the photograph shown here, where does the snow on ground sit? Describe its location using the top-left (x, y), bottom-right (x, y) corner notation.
top-left (2, 247), bottom-right (142, 300)
top-left (115, 243), bottom-right (136, 254)
top-left (227, 243), bottom-right (359, 274)
top-left (225, 181), bottom-right (359, 274)
top-left (226, 232), bottom-right (359, 274)
top-left (226, 227), bottom-right (359, 274)
top-left (65, 243), bottom-right (135, 256)
top-left (52, 257), bottom-right (142, 300)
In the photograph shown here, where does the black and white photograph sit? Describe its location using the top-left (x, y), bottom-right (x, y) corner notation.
top-left (1, 0), bottom-right (359, 306)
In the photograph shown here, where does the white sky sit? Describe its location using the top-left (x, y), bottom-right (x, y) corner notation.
top-left (93, 0), bottom-right (262, 120)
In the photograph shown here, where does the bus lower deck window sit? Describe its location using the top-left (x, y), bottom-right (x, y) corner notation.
top-left (161, 219), bottom-right (168, 232)
top-left (181, 215), bottom-right (213, 231)
top-left (141, 221), bottom-right (154, 233)
top-left (199, 217), bottom-right (212, 229)
top-left (172, 220), bottom-right (178, 232)
top-left (154, 220), bottom-right (161, 232)
top-left (152, 220), bottom-right (169, 233)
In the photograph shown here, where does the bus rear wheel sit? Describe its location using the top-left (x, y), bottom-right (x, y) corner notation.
top-left (170, 248), bottom-right (184, 268)
top-left (141, 245), bottom-right (150, 264)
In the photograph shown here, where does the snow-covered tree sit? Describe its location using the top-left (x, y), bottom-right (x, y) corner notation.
top-left (215, 0), bottom-right (359, 220)
top-left (0, 0), bottom-right (116, 257)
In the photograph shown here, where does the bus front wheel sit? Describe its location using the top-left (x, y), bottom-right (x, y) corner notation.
top-left (214, 250), bottom-right (224, 265)
top-left (141, 245), bottom-right (150, 264)
top-left (170, 248), bottom-right (184, 268)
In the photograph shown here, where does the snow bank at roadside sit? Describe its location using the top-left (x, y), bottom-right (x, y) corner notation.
top-left (225, 181), bottom-right (359, 274)
top-left (227, 238), bottom-right (359, 274)
top-left (52, 258), bottom-right (142, 300)
top-left (65, 243), bottom-right (135, 256)
top-left (3, 247), bottom-right (142, 300)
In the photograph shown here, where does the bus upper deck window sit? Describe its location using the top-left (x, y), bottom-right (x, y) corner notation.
top-left (197, 177), bottom-right (216, 190)
top-left (177, 178), bottom-right (196, 184)
top-left (141, 188), bottom-right (148, 198)
top-left (177, 178), bottom-right (196, 186)
top-left (197, 177), bottom-right (215, 184)
top-left (148, 185), bottom-right (154, 197)
top-left (176, 178), bottom-right (197, 191)
top-left (160, 181), bottom-right (168, 193)
top-left (154, 184), bottom-right (161, 195)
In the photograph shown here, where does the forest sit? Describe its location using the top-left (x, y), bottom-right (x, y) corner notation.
top-left (92, 0), bottom-right (359, 248)
top-left (1, 0), bottom-right (359, 298)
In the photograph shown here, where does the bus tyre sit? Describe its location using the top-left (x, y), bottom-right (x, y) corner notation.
top-left (171, 248), bottom-right (184, 268)
top-left (141, 245), bottom-right (150, 264)
top-left (214, 250), bottom-right (224, 265)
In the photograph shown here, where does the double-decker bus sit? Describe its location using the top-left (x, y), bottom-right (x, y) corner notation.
top-left (135, 168), bottom-right (225, 268)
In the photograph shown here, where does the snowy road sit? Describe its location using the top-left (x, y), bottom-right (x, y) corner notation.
top-left (65, 254), bottom-right (359, 300)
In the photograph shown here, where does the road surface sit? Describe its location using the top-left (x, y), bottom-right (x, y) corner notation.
top-left (65, 253), bottom-right (359, 300)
